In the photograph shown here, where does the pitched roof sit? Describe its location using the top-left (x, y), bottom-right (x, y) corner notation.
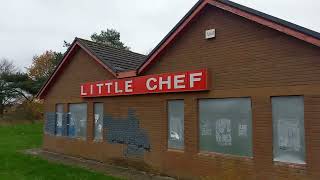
top-left (218, 0), bottom-right (320, 40)
top-left (37, 38), bottom-right (146, 98)
top-left (77, 38), bottom-right (146, 72)
top-left (38, 0), bottom-right (320, 99)
top-left (138, 0), bottom-right (320, 73)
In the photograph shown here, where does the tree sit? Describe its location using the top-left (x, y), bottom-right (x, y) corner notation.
top-left (63, 40), bottom-right (71, 48)
top-left (0, 59), bottom-right (23, 116)
top-left (3, 72), bottom-right (39, 99)
top-left (0, 59), bottom-right (17, 74)
top-left (64, 29), bottom-right (130, 50)
top-left (90, 29), bottom-right (130, 50)
top-left (0, 66), bottom-right (44, 120)
top-left (26, 50), bottom-right (63, 92)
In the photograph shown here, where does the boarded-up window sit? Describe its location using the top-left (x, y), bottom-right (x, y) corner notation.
top-left (55, 104), bottom-right (64, 136)
top-left (272, 96), bottom-right (305, 164)
top-left (168, 100), bottom-right (184, 150)
top-left (69, 103), bottom-right (87, 139)
top-left (45, 112), bottom-right (56, 135)
top-left (199, 98), bottom-right (252, 157)
top-left (94, 103), bottom-right (103, 141)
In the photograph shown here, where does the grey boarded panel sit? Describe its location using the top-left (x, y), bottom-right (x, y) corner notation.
top-left (103, 109), bottom-right (150, 157)
top-left (62, 113), bottom-right (69, 136)
top-left (94, 103), bottom-right (104, 141)
top-left (199, 98), bottom-right (253, 157)
top-left (45, 112), bottom-right (56, 135)
top-left (272, 96), bottom-right (305, 164)
top-left (168, 100), bottom-right (184, 150)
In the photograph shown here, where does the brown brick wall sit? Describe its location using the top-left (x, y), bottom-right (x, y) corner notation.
top-left (43, 5), bottom-right (320, 179)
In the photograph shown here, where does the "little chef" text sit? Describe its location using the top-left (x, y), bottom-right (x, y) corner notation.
top-left (80, 69), bottom-right (208, 97)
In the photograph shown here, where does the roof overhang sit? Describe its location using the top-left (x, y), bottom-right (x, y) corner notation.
top-left (138, 0), bottom-right (320, 74)
top-left (36, 38), bottom-right (118, 99)
top-left (209, 0), bottom-right (320, 46)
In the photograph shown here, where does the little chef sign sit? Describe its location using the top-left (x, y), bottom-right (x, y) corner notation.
top-left (80, 69), bottom-right (208, 97)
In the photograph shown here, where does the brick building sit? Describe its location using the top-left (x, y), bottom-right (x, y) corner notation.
top-left (37, 0), bottom-right (320, 179)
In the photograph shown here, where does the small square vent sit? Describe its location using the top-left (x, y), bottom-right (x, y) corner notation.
top-left (205, 29), bottom-right (216, 39)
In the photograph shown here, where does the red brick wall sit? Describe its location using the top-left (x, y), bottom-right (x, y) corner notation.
top-left (43, 5), bottom-right (320, 179)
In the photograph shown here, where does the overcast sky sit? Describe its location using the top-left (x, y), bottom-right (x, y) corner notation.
top-left (0, 0), bottom-right (319, 70)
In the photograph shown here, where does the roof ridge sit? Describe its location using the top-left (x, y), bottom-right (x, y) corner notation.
top-left (76, 37), bottom-right (147, 57)
top-left (218, 0), bottom-right (320, 39)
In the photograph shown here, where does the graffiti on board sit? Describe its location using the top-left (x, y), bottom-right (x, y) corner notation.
top-left (104, 109), bottom-right (150, 157)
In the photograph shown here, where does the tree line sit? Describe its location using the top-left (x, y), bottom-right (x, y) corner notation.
top-left (0, 29), bottom-right (129, 118)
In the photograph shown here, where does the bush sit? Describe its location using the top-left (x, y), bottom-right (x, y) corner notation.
top-left (2, 100), bottom-right (43, 122)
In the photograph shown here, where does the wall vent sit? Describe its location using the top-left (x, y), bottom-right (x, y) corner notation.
top-left (205, 29), bottom-right (216, 39)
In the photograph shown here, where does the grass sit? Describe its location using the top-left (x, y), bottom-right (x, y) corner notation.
top-left (0, 123), bottom-right (121, 180)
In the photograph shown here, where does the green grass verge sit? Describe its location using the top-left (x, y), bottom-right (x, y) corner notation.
top-left (0, 123), bottom-right (121, 180)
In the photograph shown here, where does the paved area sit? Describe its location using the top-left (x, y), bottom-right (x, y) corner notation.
top-left (24, 149), bottom-right (175, 180)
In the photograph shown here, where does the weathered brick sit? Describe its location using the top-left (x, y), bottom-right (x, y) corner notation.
top-left (42, 5), bottom-right (320, 180)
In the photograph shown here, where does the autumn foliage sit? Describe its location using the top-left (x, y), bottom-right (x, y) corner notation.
top-left (1, 29), bottom-right (126, 122)
top-left (27, 50), bottom-right (62, 81)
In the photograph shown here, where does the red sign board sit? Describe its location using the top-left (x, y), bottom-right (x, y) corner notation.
top-left (80, 69), bottom-right (208, 97)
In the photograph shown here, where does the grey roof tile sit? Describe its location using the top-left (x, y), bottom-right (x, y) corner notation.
top-left (77, 38), bottom-right (146, 73)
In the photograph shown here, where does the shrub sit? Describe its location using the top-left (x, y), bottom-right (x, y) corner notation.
top-left (3, 100), bottom-right (43, 122)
